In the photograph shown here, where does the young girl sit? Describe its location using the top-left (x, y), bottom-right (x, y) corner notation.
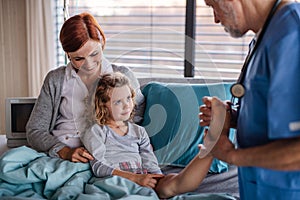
top-left (81, 72), bottom-right (164, 188)
top-left (82, 72), bottom-right (214, 197)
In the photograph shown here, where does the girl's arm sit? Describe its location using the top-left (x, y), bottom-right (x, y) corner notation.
top-left (138, 127), bottom-right (162, 174)
top-left (155, 154), bottom-right (213, 199)
top-left (112, 169), bottom-right (164, 188)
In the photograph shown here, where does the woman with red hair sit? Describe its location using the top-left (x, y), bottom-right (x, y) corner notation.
top-left (26, 12), bottom-right (144, 163)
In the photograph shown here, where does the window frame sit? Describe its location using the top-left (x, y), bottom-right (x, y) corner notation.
top-left (54, 0), bottom-right (253, 81)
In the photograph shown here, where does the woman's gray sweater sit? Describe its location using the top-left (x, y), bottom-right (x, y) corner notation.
top-left (26, 64), bottom-right (145, 153)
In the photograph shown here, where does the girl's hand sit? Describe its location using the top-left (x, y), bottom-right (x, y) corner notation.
top-left (58, 146), bottom-right (94, 162)
top-left (134, 173), bottom-right (165, 188)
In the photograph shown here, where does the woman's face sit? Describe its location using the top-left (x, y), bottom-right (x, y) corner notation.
top-left (68, 39), bottom-right (103, 76)
top-left (106, 85), bottom-right (134, 123)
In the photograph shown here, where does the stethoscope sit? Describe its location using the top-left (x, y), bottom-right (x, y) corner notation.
top-left (230, 0), bottom-right (282, 108)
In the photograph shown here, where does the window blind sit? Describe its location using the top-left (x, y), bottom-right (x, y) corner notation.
top-left (54, 0), bottom-right (253, 80)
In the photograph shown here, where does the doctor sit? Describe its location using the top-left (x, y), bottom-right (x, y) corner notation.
top-left (199, 0), bottom-right (300, 199)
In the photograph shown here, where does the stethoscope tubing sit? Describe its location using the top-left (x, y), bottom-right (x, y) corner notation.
top-left (230, 0), bottom-right (282, 101)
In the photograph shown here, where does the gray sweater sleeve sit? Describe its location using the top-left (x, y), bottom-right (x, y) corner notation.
top-left (26, 66), bottom-right (67, 153)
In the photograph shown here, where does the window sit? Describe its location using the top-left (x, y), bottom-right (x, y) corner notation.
top-left (195, 2), bottom-right (253, 80)
top-left (54, 0), bottom-right (253, 80)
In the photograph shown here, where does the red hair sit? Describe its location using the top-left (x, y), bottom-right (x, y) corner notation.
top-left (60, 12), bottom-right (106, 52)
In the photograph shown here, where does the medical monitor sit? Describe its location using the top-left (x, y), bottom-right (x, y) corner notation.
top-left (5, 97), bottom-right (36, 147)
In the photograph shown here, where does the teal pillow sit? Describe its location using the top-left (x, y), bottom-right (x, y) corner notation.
top-left (141, 82), bottom-right (234, 173)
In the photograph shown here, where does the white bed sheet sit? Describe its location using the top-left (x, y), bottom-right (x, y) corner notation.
top-left (0, 135), bottom-right (9, 156)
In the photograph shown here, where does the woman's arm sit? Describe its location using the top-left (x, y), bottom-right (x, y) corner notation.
top-left (81, 124), bottom-right (116, 176)
top-left (26, 67), bottom-right (65, 152)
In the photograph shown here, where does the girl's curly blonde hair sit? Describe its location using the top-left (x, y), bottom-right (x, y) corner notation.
top-left (94, 72), bottom-right (136, 125)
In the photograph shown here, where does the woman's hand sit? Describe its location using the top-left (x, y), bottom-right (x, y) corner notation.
top-left (58, 146), bottom-right (94, 162)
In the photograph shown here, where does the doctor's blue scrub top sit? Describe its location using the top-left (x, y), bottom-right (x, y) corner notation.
top-left (236, 3), bottom-right (300, 200)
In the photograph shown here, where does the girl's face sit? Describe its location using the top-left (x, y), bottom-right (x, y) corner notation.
top-left (68, 39), bottom-right (103, 76)
top-left (106, 85), bottom-right (134, 123)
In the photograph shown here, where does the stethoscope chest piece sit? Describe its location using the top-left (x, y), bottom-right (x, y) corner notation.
top-left (230, 83), bottom-right (245, 98)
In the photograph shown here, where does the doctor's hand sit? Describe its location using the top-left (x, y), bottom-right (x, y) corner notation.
top-left (58, 146), bottom-right (94, 163)
top-left (199, 96), bottom-right (214, 127)
top-left (210, 130), bottom-right (235, 164)
top-left (208, 97), bottom-right (235, 163)
top-left (199, 96), bottom-right (235, 128)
